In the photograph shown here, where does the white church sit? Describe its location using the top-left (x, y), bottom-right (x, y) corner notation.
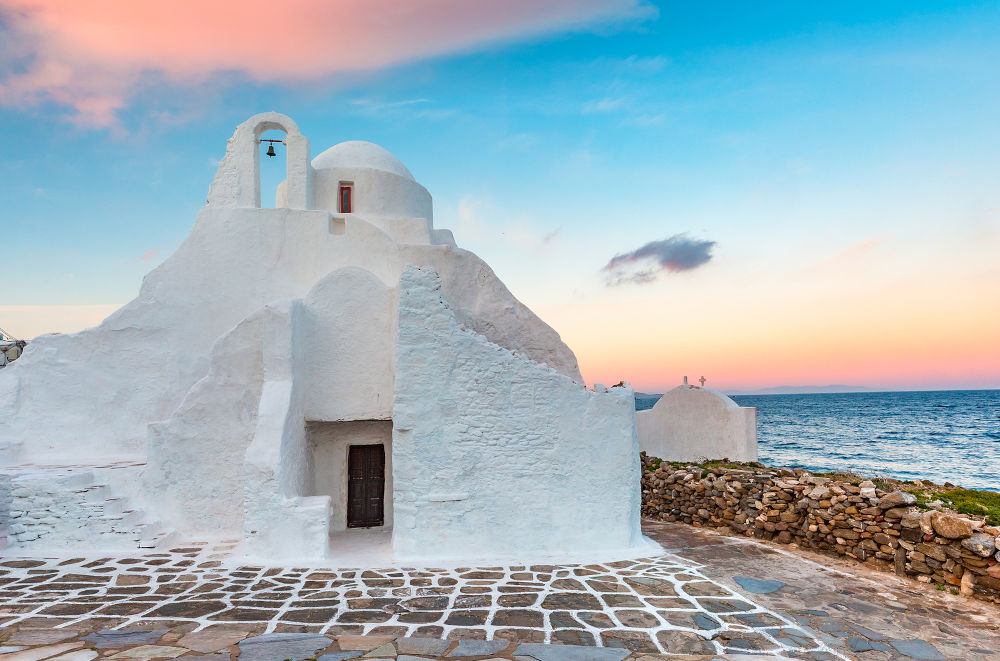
top-left (0, 113), bottom-right (651, 563)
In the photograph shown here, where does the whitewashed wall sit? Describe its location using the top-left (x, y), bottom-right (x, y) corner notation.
top-left (636, 386), bottom-right (757, 462)
top-left (391, 267), bottom-right (648, 562)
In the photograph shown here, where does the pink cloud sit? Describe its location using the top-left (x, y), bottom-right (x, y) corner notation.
top-left (0, 0), bottom-right (653, 128)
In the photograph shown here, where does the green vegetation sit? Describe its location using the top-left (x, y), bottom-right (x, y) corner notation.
top-left (938, 489), bottom-right (1000, 526)
top-left (646, 457), bottom-right (662, 472)
top-left (662, 459), bottom-right (763, 471)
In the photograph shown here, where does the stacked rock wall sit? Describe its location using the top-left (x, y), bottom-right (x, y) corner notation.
top-left (641, 457), bottom-right (1000, 604)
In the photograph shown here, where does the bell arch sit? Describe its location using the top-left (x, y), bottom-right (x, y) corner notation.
top-left (207, 111), bottom-right (313, 210)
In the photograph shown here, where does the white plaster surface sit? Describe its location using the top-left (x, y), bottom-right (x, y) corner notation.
top-left (0, 113), bottom-right (607, 562)
top-left (308, 420), bottom-right (394, 532)
top-left (391, 267), bottom-right (648, 562)
top-left (636, 386), bottom-right (757, 462)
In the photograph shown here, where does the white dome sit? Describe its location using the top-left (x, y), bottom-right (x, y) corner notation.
top-left (312, 141), bottom-right (414, 181)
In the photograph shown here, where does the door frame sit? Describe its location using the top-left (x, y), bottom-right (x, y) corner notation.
top-left (346, 443), bottom-right (385, 528)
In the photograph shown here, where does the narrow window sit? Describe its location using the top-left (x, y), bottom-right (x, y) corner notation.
top-left (340, 185), bottom-right (352, 213)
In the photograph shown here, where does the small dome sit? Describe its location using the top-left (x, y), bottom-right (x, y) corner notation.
top-left (312, 141), bottom-right (414, 181)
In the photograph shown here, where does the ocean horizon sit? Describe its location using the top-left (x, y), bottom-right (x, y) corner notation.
top-left (635, 389), bottom-right (1000, 491)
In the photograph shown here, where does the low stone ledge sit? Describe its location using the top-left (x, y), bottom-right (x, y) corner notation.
top-left (640, 454), bottom-right (1000, 605)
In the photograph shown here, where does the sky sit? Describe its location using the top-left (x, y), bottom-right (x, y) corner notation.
top-left (1, 0), bottom-right (998, 393)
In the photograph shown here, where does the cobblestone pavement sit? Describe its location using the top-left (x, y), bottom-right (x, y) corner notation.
top-left (0, 521), bottom-right (997, 660)
top-left (643, 520), bottom-right (1000, 661)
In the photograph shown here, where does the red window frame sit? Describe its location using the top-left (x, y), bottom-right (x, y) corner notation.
top-left (340, 185), bottom-right (352, 213)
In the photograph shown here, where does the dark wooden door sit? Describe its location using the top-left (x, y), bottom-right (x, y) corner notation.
top-left (347, 444), bottom-right (384, 528)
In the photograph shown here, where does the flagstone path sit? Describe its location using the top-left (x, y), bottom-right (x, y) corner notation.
top-left (0, 521), bottom-right (997, 660)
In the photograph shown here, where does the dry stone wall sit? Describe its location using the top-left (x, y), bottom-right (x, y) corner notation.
top-left (640, 454), bottom-right (1000, 604)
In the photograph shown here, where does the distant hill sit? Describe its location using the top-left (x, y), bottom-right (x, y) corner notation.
top-left (633, 385), bottom-right (873, 400)
top-left (727, 385), bottom-right (873, 396)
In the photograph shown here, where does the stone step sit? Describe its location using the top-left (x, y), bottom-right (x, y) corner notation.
top-left (139, 527), bottom-right (179, 549)
top-left (83, 485), bottom-right (111, 502)
top-left (8, 469), bottom-right (180, 552)
top-left (101, 498), bottom-right (127, 515)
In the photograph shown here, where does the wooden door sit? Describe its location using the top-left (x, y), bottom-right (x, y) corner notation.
top-left (347, 444), bottom-right (384, 528)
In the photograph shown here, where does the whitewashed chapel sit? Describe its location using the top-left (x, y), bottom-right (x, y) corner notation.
top-left (0, 113), bottom-right (648, 562)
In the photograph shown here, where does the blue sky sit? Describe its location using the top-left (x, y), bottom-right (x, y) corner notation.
top-left (2, 1), bottom-right (998, 389)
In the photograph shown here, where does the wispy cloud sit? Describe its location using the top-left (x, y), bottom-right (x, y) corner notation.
top-left (0, 0), bottom-right (654, 129)
top-left (583, 96), bottom-right (628, 113)
top-left (603, 234), bottom-right (716, 285)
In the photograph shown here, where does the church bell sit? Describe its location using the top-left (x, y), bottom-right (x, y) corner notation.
top-left (265, 143), bottom-right (277, 157)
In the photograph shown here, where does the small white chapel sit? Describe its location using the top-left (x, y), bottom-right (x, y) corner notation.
top-left (0, 113), bottom-right (647, 563)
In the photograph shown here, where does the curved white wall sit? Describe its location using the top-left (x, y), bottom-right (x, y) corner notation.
top-left (313, 167), bottom-right (433, 222)
top-left (636, 386), bottom-right (757, 462)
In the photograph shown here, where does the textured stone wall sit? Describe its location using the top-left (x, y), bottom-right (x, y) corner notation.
top-left (641, 455), bottom-right (1000, 604)
top-left (7, 471), bottom-right (171, 551)
top-left (392, 266), bottom-right (647, 562)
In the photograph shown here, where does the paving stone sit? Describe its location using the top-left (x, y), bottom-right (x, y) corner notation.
top-left (83, 629), bottom-right (170, 649)
top-left (848, 637), bottom-right (890, 652)
top-left (394, 638), bottom-right (450, 656)
top-left (106, 646), bottom-right (189, 659)
top-left (732, 576), bottom-right (786, 594)
top-left (539, 593), bottom-right (602, 611)
top-left (177, 625), bottom-right (253, 653)
top-left (318, 653), bottom-right (364, 661)
top-left (447, 639), bottom-right (510, 656)
top-left (363, 643), bottom-right (397, 658)
top-left (548, 611), bottom-right (584, 629)
top-left (337, 636), bottom-right (397, 651)
top-left (690, 613), bottom-right (719, 631)
top-left (49, 651), bottom-right (99, 661)
top-left (514, 642), bottom-right (630, 661)
top-left (889, 639), bottom-right (946, 660)
top-left (550, 631), bottom-right (596, 647)
top-left (598, 631), bottom-right (659, 654)
top-left (237, 633), bottom-right (332, 661)
top-left (846, 622), bottom-right (889, 641)
top-left (0, 642), bottom-right (84, 661)
top-left (576, 611), bottom-right (615, 629)
top-left (444, 610), bottom-right (488, 626)
top-left (491, 609), bottom-right (544, 627)
top-left (653, 631), bottom-right (714, 655)
top-left (5, 629), bottom-right (78, 645)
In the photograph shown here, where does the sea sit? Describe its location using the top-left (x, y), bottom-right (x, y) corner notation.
top-left (635, 389), bottom-right (1000, 492)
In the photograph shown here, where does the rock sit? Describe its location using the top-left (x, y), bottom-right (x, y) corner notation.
top-left (961, 532), bottom-right (996, 557)
top-left (733, 576), bottom-right (785, 594)
top-left (889, 639), bottom-right (946, 660)
top-left (960, 570), bottom-right (976, 596)
top-left (878, 491), bottom-right (917, 510)
top-left (178, 625), bottom-right (253, 653)
top-left (808, 486), bottom-right (831, 500)
top-left (447, 640), bottom-right (510, 657)
top-left (106, 647), bottom-right (188, 660)
top-left (238, 634), bottom-right (331, 661)
top-left (83, 631), bottom-right (169, 649)
top-left (931, 512), bottom-right (975, 540)
top-left (514, 643), bottom-right (630, 661)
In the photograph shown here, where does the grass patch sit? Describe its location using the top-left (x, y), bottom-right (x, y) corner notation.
top-left (938, 489), bottom-right (1000, 526)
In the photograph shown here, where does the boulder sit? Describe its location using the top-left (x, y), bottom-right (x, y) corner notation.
top-left (930, 512), bottom-right (975, 540)
top-left (878, 491), bottom-right (916, 510)
top-left (961, 533), bottom-right (996, 558)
